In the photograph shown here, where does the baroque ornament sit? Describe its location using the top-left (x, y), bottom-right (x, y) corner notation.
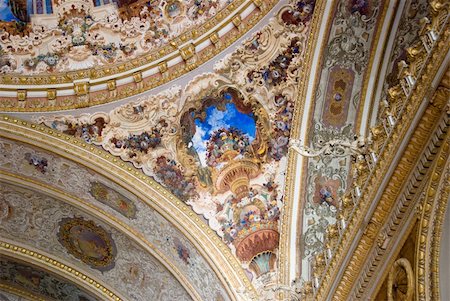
top-left (387, 258), bottom-right (414, 301)
top-left (325, 0), bottom-right (379, 73)
top-left (315, 3), bottom-right (450, 298)
top-left (0, 0), bottom-right (230, 74)
top-left (0, 197), bottom-right (11, 221)
top-left (297, 0), bottom-right (387, 287)
top-left (36, 0), bottom-right (316, 288)
top-left (57, 217), bottom-right (117, 272)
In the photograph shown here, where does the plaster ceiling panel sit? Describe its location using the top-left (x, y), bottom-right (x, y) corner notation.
top-left (0, 0), bottom-right (244, 75)
top-left (0, 137), bottom-right (231, 301)
top-left (0, 182), bottom-right (193, 301)
top-left (0, 0), bottom-right (317, 294)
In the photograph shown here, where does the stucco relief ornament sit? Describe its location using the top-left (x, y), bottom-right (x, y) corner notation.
top-left (289, 136), bottom-right (368, 158)
top-left (36, 0), bottom-right (315, 284)
top-left (325, 0), bottom-right (379, 73)
top-left (236, 287), bottom-right (259, 301)
top-left (0, 0), bottom-right (230, 74)
top-left (261, 278), bottom-right (309, 301)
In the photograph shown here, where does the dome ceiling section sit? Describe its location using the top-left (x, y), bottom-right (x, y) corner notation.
top-left (34, 0), bottom-right (316, 293)
top-left (0, 137), bottom-right (232, 301)
top-left (0, 182), bottom-right (193, 301)
top-left (0, 0), bottom-right (278, 112)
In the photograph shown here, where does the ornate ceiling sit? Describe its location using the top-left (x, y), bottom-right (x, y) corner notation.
top-left (0, 0), bottom-right (449, 301)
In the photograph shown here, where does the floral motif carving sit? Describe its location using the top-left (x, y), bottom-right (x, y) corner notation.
top-left (110, 119), bottom-right (168, 155)
top-left (325, 0), bottom-right (379, 74)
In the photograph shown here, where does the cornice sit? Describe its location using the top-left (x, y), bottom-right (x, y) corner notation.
top-left (0, 241), bottom-right (123, 300)
top-left (353, 101), bottom-right (450, 299)
top-left (314, 19), bottom-right (450, 300)
top-left (416, 135), bottom-right (450, 301)
top-left (328, 75), bottom-right (449, 300)
top-left (0, 116), bottom-right (253, 299)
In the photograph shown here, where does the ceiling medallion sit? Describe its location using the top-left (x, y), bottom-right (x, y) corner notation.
top-left (57, 217), bottom-right (117, 272)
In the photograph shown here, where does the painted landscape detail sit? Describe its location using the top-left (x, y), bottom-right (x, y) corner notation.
top-left (57, 217), bottom-right (117, 271)
top-left (0, 258), bottom-right (98, 301)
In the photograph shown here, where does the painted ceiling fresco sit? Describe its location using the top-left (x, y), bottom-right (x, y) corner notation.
top-left (0, 257), bottom-right (99, 301)
top-left (35, 0), bottom-right (316, 290)
top-left (0, 0), bottom-right (231, 74)
top-left (0, 137), bottom-right (231, 300)
top-left (0, 0), bottom-right (20, 22)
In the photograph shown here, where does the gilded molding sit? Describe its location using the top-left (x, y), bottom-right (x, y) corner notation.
top-left (329, 76), bottom-right (449, 301)
top-left (387, 258), bottom-right (415, 301)
top-left (0, 116), bottom-right (254, 298)
top-left (353, 104), bottom-right (450, 299)
top-left (355, 0), bottom-right (396, 133)
top-left (0, 241), bottom-right (122, 301)
top-left (314, 19), bottom-right (450, 299)
top-left (278, 0), bottom-right (328, 286)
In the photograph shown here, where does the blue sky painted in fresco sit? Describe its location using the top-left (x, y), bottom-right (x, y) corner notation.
top-left (192, 103), bottom-right (256, 166)
top-left (0, 0), bottom-right (19, 21)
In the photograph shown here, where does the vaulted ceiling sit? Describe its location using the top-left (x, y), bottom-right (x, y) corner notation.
top-left (0, 0), bottom-right (448, 300)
